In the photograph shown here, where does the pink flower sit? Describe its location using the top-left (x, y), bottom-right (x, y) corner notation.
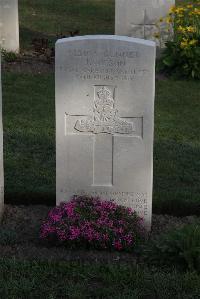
top-left (40, 223), bottom-right (56, 238)
top-left (114, 227), bottom-right (124, 234)
top-left (127, 207), bottom-right (133, 215)
top-left (118, 220), bottom-right (125, 225)
top-left (114, 240), bottom-right (123, 251)
top-left (123, 234), bottom-right (133, 245)
top-left (64, 202), bottom-right (76, 218)
top-left (50, 213), bottom-right (62, 222)
top-left (69, 226), bottom-right (80, 240)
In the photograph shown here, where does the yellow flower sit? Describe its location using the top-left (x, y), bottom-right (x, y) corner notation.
top-left (180, 38), bottom-right (198, 49)
top-left (190, 8), bottom-right (200, 15)
top-left (169, 5), bottom-right (176, 14)
top-left (189, 39), bottom-right (198, 46)
top-left (180, 38), bottom-right (189, 48)
top-left (177, 26), bottom-right (186, 33)
top-left (186, 26), bottom-right (196, 33)
top-left (175, 7), bottom-right (185, 14)
top-left (166, 17), bottom-right (173, 24)
top-left (177, 14), bottom-right (184, 18)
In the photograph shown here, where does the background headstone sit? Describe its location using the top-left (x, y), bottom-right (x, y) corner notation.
top-left (0, 53), bottom-right (3, 219)
top-left (0, 0), bottom-right (19, 52)
top-left (56, 35), bottom-right (155, 229)
top-left (115, 0), bottom-right (175, 47)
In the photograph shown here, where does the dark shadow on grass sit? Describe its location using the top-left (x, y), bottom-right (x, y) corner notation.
top-left (4, 130), bottom-right (55, 206)
top-left (153, 139), bottom-right (200, 216)
top-left (4, 137), bottom-right (200, 215)
top-left (5, 192), bottom-right (55, 206)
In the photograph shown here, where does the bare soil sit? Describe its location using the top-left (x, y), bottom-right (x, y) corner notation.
top-left (2, 54), bottom-right (54, 74)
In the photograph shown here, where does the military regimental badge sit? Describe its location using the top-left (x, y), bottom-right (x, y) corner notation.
top-left (75, 86), bottom-right (135, 134)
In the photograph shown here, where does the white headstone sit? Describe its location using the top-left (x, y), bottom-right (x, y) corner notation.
top-left (0, 0), bottom-right (19, 52)
top-left (0, 53), bottom-right (3, 220)
top-left (115, 0), bottom-right (175, 47)
top-left (56, 35), bottom-right (155, 229)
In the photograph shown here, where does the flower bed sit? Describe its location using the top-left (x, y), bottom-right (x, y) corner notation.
top-left (40, 196), bottom-right (145, 251)
top-left (156, 2), bottom-right (200, 79)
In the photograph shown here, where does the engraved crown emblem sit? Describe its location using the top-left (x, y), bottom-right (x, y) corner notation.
top-left (96, 87), bottom-right (114, 107)
top-left (97, 86), bottom-right (111, 99)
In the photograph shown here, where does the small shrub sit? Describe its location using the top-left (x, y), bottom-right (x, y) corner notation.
top-left (156, 3), bottom-right (200, 79)
top-left (40, 196), bottom-right (145, 251)
top-left (145, 224), bottom-right (200, 272)
top-left (1, 49), bottom-right (18, 62)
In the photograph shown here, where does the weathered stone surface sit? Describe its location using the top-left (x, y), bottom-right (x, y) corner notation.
top-left (115, 0), bottom-right (175, 47)
top-left (0, 54), bottom-right (4, 220)
top-left (56, 35), bottom-right (155, 229)
top-left (0, 0), bottom-right (19, 52)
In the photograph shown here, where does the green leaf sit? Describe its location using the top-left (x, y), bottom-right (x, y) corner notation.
top-left (163, 56), bottom-right (175, 66)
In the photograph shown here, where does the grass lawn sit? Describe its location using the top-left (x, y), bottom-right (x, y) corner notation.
top-left (3, 73), bottom-right (55, 204)
top-left (154, 79), bottom-right (200, 215)
top-left (18, 0), bottom-right (191, 50)
top-left (1, 259), bottom-right (200, 299)
top-left (19, 0), bottom-right (115, 50)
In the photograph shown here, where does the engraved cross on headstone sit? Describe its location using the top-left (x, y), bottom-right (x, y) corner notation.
top-left (65, 85), bottom-right (143, 186)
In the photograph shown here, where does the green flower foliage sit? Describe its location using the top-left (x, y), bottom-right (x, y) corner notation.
top-left (1, 49), bottom-right (18, 63)
top-left (145, 224), bottom-right (200, 272)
